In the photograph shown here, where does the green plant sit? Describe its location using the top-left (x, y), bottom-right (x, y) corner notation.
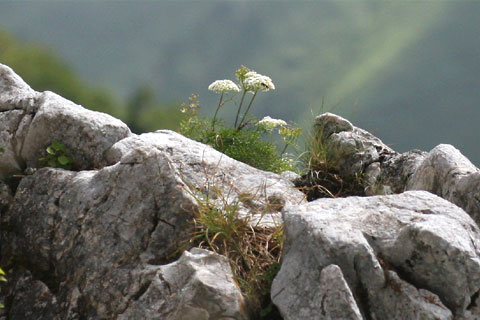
top-left (179, 172), bottom-right (283, 318)
top-left (297, 123), bottom-right (365, 200)
top-left (0, 267), bottom-right (6, 308)
top-left (180, 66), bottom-right (302, 174)
top-left (38, 141), bottom-right (73, 170)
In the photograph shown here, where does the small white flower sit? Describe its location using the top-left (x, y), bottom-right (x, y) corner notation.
top-left (208, 80), bottom-right (241, 93)
top-left (258, 116), bottom-right (287, 131)
top-left (243, 71), bottom-right (275, 92)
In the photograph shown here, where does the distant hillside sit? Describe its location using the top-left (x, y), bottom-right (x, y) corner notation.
top-left (1, 1), bottom-right (480, 164)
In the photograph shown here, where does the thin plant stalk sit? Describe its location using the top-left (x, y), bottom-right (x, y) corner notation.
top-left (280, 143), bottom-right (289, 156)
top-left (237, 90), bottom-right (258, 131)
top-left (234, 90), bottom-right (247, 129)
top-left (211, 92), bottom-right (224, 131)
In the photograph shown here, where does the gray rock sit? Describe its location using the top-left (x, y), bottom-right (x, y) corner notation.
top-left (0, 180), bottom-right (12, 215)
top-left (271, 263), bottom-right (364, 320)
top-left (2, 146), bottom-right (198, 318)
top-left (0, 64), bottom-right (38, 112)
top-left (0, 109), bottom-right (33, 179)
top-left (313, 113), bottom-right (480, 226)
top-left (106, 130), bottom-right (306, 226)
top-left (20, 91), bottom-right (131, 170)
top-left (317, 264), bottom-right (363, 320)
top-left (372, 270), bottom-right (453, 320)
top-left (119, 248), bottom-right (247, 320)
top-left (272, 190), bottom-right (480, 319)
top-left (313, 113), bottom-right (429, 196)
top-left (407, 144), bottom-right (480, 224)
top-left (1, 268), bottom-right (63, 320)
top-left (0, 63), bottom-right (131, 178)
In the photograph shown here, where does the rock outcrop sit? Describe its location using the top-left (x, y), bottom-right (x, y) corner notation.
top-left (0, 63), bottom-right (303, 319)
top-left (272, 190), bottom-right (479, 319)
top-left (0, 64), bottom-right (131, 180)
top-left (314, 112), bottom-right (480, 226)
top-left (2, 63), bottom-right (480, 319)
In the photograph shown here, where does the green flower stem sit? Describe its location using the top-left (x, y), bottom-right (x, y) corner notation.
top-left (234, 90), bottom-right (247, 129)
top-left (237, 90), bottom-right (258, 131)
top-left (280, 143), bottom-right (289, 156)
top-left (211, 92), bottom-right (224, 131)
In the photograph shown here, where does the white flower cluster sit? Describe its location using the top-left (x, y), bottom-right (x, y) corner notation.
top-left (243, 71), bottom-right (275, 92)
top-left (208, 79), bottom-right (241, 93)
top-left (258, 116), bottom-right (287, 131)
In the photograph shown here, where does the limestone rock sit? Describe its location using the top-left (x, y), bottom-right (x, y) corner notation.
top-left (105, 130), bottom-right (306, 226)
top-left (0, 63), bottom-right (131, 179)
top-left (0, 180), bottom-right (12, 215)
top-left (317, 264), bottom-right (363, 320)
top-left (272, 190), bottom-right (480, 319)
top-left (0, 64), bottom-right (38, 112)
top-left (313, 113), bottom-right (428, 196)
top-left (372, 270), bottom-right (453, 320)
top-left (408, 144), bottom-right (480, 224)
top-left (314, 112), bottom-right (396, 182)
top-left (313, 113), bottom-right (480, 226)
top-left (120, 248), bottom-right (247, 320)
top-left (20, 91), bottom-right (131, 170)
top-left (2, 146), bottom-right (198, 318)
top-left (1, 268), bottom-right (63, 320)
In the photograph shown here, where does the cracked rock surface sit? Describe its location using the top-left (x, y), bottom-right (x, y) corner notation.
top-left (315, 112), bottom-right (480, 226)
top-left (272, 191), bottom-right (480, 319)
top-left (0, 64), bottom-right (303, 318)
top-left (2, 147), bottom-right (198, 318)
top-left (105, 130), bottom-right (306, 226)
top-left (0, 63), bottom-right (131, 180)
top-left (4, 64), bottom-right (480, 319)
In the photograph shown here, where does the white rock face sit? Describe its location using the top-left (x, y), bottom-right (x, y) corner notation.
top-left (120, 248), bottom-right (247, 320)
top-left (317, 264), bottom-right (363, 320)
top-left (106, 130), bottom-right (306, 226)
top-left (314, 113), bottom-right (428, 196)
top-left (408, 144), bottom-right (480, 224)
top-left (4, 64), bottom-right (480, 320)
top-left (20, 91), bottom-right (131, 170)
top-left (314, 112), bottom-right (480, 227)
top-left (0, 63), bottom-right (131, 179)
top-left (272, 191), bottom-right (479, 319)
top-left (0, 64), bottom-right (38, 112)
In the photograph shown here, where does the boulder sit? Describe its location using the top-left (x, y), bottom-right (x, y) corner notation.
top-left (408, 144), bottom-right (480, 224)
top-left (313, 112), bottom-right (427, 195)
top-left (1, 268), bottom-right (63, 320)
top-left (105, 130), bottom-right (306, 226)
top-left (317, 264), bottom-right (363, 320)
top-left (2, 146), bottom-right (199, 318)
top-left (2, 130), bottom-right (303, 318)
top-left (1, 63), bottom-right (305, 318)
top-left (119, 248), bottom-right (247, 320)
top-left (0, 63), bottom-right (131, 179)
top-left (272, 190), bottom-right (479, 319)
top-left (0, 64), bottom-right (38, 112)
top-left (314, 113), bottom-right (480, 226)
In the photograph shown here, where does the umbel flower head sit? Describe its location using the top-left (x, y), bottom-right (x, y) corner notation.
top-left (258, 116), bottom-right (287, 131)
top-left (208, 79), bottom-right (241, 93)
top-left (243, 71), bottom-right (275, 92)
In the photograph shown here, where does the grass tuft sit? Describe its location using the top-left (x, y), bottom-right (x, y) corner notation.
top-left (179, 168), bottom-right (284, 318)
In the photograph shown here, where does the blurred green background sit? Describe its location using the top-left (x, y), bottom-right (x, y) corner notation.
top-left (1, 1), bottom-right (479, 164)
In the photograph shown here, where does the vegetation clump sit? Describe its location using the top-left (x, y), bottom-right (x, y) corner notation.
top-left (177, 66), bottom-right (367, 318)
top-left (297, 126), bottom-right (365, 200)
top-left (180, 174), bottom-right (283, 319)
top-left (0, 268), bottom-right (5, 308)
top-left (38, 141), bottom-right (74, 170)
top-left (180, 66), bottom-right (301, 174)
